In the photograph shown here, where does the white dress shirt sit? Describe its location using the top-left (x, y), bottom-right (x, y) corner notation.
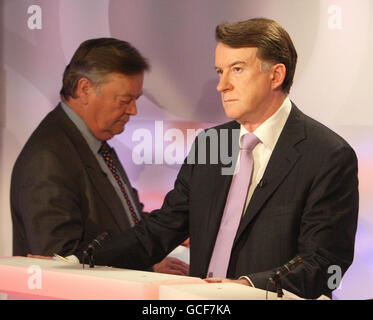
top-left (238, 97), bottom-right (292, 214)
top-left (238, 97), bottom-right (292, 285)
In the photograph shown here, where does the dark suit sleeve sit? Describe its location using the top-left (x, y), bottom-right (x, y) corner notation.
top-left (247, 143), bottom-right (359, 298)
top-left (85, 161), bottom-right (191, 269)
top-left (11, 146), bottom-right (83, 256)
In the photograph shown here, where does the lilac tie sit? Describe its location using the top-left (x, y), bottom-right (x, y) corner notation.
top-left (207, 133), bottom-right (259, 278)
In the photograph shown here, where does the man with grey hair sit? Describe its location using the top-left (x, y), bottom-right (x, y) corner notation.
top-left (10, 38), bottom-right (189, 275)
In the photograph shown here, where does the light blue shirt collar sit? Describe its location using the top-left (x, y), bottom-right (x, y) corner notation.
top-left (60, 101), bottom-right (102, 153)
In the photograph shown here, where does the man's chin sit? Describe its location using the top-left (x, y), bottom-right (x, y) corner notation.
top-left (100, 129), bottom-right (122, 141)
top-left (223, 109), bottom-right (242, 122)
top-left (110, 125), bottom-right (125, 137)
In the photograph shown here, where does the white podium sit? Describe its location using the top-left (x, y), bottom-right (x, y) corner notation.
top-left (0, 256), bottom-right (204, 300)
top-left (0, 256), bottom-right (317, 300)
top-left (159, 282), bottom-right (303, 300)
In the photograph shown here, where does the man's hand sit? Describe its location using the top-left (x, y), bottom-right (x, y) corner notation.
top-left (153, 257), bottom-right (190, 276)
top-left (204, 277), bottom-right (252, 286)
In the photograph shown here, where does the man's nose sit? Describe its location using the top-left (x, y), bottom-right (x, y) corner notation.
top-left (216, 73), bottom-right (233, 92)
top-left (127, 100), bottom-right (137, 116)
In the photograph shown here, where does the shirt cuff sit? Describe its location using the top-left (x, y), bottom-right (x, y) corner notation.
top-left (239, 275), bottom-right (255, 287)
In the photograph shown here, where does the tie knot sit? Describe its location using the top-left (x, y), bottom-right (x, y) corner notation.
top-left (99, 141), bottom-right (111, 155)
top-left (240, 133), bottom-right (260, 151)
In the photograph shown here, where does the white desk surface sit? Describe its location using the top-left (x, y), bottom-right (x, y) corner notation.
top-left (0, 256), bottom-right (324, 300)
top-left (0, 256), bottom-right (204, 300)
top-left (159, 282), bottom-right (303, 300)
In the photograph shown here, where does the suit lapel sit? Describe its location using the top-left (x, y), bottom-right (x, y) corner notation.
top-left (204, 163), bottom-right (232, 258)
top-left (233, 104), bottom-right (306, 245)
top-left (54, 105), bottom-right (131, 231)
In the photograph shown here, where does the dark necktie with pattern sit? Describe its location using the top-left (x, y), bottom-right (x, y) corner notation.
top-left (99, 141), bottom-right (140, 225)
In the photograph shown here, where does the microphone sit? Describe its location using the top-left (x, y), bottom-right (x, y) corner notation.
top-left (86, 232), bottom-right (109, 253)
top-left (269, 255), bottom-right (303, 284)
top-left (83, 232), bottom-right (110, 268)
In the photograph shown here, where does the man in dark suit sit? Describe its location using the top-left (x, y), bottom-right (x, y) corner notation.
top-left (10, 38), bottom-right (189, 275)
top-left (84, 18), bottom-right (359, 299)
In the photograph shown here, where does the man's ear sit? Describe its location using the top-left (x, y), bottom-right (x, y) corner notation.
top-left (270, 63), bottom-right (286, 91)
top-left (75, 77), bottom-right (94, 104)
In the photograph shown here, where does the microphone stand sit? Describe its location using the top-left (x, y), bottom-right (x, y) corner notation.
top-left (269, 274), bottom-right (284, 299)
top-left (268, 255), bottom-right (303, 300)
top-left (83, 248), bottom-right (95, 268)
top-left (82, 232), bottom-right (110, 269)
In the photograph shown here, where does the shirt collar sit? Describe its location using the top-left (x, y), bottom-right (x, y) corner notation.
top-left (240, 97), bottom-right (292, 151)
top-left (60, 101), bottom-right (103, 153)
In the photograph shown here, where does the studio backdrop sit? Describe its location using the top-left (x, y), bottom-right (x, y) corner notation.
top-left (1, 0), bottom-right (372, 299)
